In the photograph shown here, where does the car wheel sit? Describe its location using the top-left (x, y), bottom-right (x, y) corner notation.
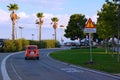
top-left (36, 57), bottom-right (39, 60)
top-left (25, 57), bottom-right (27, 60)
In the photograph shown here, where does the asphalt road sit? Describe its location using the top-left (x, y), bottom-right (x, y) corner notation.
top-left (0, 53), bottom-right (11, 80)
top-left (1, 48), bottom-right (120, 80)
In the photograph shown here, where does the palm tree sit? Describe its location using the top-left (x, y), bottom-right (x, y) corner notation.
top-left (36, 12), bottom-right (44, 41)
top-left (7, 3), bottom-right (19, 40)
top-left (51, 17), bottom-right (59, 41)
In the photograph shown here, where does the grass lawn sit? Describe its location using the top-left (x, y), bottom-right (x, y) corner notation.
top-left (50, 48), bottom-right (120, 73)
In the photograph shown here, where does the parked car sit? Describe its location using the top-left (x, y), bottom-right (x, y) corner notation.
top-left (80, 38), bottom-right (89, 46)
top-left (109, 37), bottom-right (120, 45)
top-left (64, 42), bottom-right (79, 46)
top-left (0, 39), bottom-right (7, 52)
top-left (25, 45), bottom-right (39, 60)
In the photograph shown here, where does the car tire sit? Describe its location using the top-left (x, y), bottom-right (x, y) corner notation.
top-left (25, 57), bottom-right (27, 60)
top-left (36, 57), bottom-right (39, 60)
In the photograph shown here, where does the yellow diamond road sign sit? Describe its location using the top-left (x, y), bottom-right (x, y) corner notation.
top-left (84, 18), bottom-right (96, 33)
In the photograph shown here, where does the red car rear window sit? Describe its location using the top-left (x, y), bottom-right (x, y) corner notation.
top-left (27, 47), bottom-right (37, 50)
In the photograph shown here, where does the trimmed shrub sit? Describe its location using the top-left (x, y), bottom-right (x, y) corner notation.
top-left (44, 40), bottom-right (61, 48)
top-left (3, 39), bottom-right (16, 52)
top-left (15, 38), bottom-right (29, 51)
top-left (2, 39), bottom-right (61, 52)
top-left (29, 40), bottom-right (38, 45)
top-left (29, 40), bottom-right (46, 49)
top-left (55, 41), bottom-right (61, 48)
top-left (44, 40), bottom-right (54, 48)
top-left (20, 38), bottom-right (29, 50)
top-left (15, 39), bottom-right (22, 51)
top-left (37, 41), bottom-right (46, 49)
top-left (2, 39), bottom-right (29, 52)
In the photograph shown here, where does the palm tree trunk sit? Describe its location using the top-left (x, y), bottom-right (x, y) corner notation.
top-left (39, 25), bottom-right (42, 41)
top-left (54, 29), bottom-right (56, 41)
top-left (12, 21), bottom-right (15, 40)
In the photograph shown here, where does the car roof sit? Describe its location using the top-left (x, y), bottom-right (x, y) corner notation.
top-left (26, 45), bottom-right (38, 48)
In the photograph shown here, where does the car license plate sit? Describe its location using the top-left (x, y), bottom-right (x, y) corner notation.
top-left (30, 51), bottom-right (34, 54)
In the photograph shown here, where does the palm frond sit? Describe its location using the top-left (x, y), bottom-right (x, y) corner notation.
top-left (51, 17), bottom-right (59, 22)
top-left (7, 3), bottom-right (19, 11)
top-left (36, 12), bottom-right (44, 18)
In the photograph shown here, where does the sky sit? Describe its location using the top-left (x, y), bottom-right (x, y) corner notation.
top-left (0, 0), bottom-right (105, 43)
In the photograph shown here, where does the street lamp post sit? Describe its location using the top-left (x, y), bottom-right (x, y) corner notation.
top-left (19, 26), bottom-right (24, 38)
top-left (60, 25), bottom-right (64, 45)
top-left (32, 34), bottom-right (34, 40)
top-left (52, 34), bottom-right (55, 47)
top-left (106, 0), bottom-right (120, 62)
top-left (36, 19), bottom-right (39, 41)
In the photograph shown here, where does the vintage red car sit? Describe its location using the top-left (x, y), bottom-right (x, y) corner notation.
top-left (25, 45), bottom-right (39, 60)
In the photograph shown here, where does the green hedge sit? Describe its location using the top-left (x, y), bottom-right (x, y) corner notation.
top-left (29, 40), bottom-right (61, 49)
top-left (2, 39), bottom-right (60, 52)
top-left (2, 39), bottom-right (29, 52)
top-left (15, 38), bottom-right (29, 51)
top-left (44, 40), bottom-right (61, 48)
top-left (29, 40), bottom-right (46, 49)
top-left (2, 39), bottom-right (16, 52)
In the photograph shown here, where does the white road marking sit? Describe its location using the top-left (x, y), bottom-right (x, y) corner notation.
top-left (1, 52), bottom-right (22, 80)
top-left (10, 57), bottom-right (23, 80)
top-left (61, 68), bottom-right (84, 73)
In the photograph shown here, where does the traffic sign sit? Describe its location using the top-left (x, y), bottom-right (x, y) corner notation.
top-left (85, 18), bottom-right (96, 28)
top-left (84, 18), bottom-right (96, 63)
top-left (84, 18), bottom-right (96, 33)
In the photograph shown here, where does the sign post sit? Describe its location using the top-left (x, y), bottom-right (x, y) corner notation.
top-left (89, 33), bottom-right (92, 62)
top-left (84, 18), bottom-right (96, 63)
